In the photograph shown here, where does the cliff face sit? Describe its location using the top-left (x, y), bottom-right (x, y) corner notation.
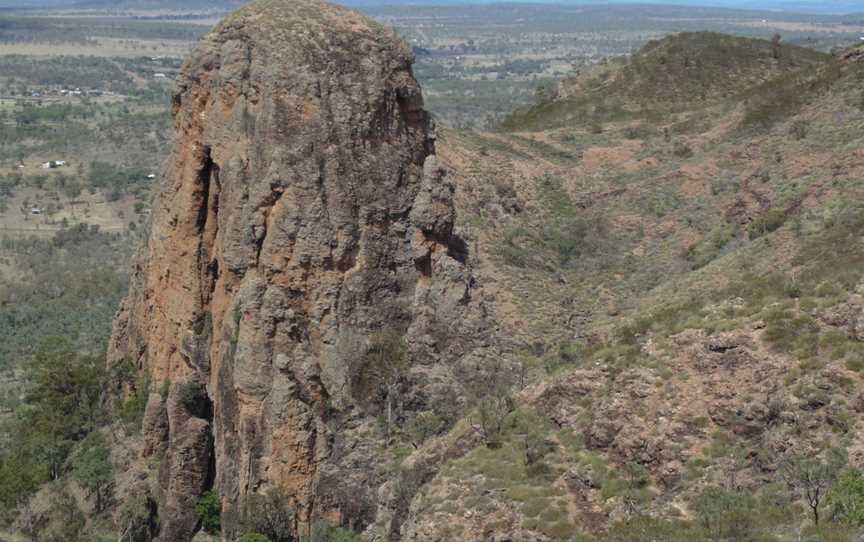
top-left (108, 1), bottom-right (480, 539)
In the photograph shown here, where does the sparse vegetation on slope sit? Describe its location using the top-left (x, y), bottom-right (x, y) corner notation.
top-left (501, 32), bottom-right (832, 132)
top-left (414, 33), bottom-right (864, 542)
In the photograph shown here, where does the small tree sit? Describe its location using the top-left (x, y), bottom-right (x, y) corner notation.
top-left (404, 411), bottom-right (446, 449)
top-left (621, 463), bottom-right (649, 519)
top-left (71, 432), bottom-right (113, 513)
top-left (534, 82), bottom-right (558, 104)
top-left (24, 338), bottom-right (104, 480)
top-left (523, 427), bottom-right (553, 467)
top-left (465, 362), bottom-right (516, 448)
top-left (118, 495), bottom-right (157, 542)
top-left (196, 490), bottom-right (222, 535)
top-left (233, 488), bottom-right (295, 542)
top-left (781, 450), bottom-right (846, 526)
top-left (474, 393), bottom-right (512, 448)
top-left (517, 355), bottom-right (542, 389)
top-left (42, 487), bottom-right (86, 542)
top-left (790, 119), bottom-right (809, 141)
top-left (509, 408), bottom-right (552, 468)
top-left (748, 208), bottom-right (786, 239)
top-left (693, 486), bottom-right (757, 541)
top-left (354, 328), bottom-right (410, 438)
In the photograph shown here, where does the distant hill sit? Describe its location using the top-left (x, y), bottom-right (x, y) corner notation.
top-left (0, 0), bottom-right (244, 9)
top-left (342, 0), bottom-right (864, 15)
top-left (570, 0), bottom-right (864, 14)
top-left (501, 31), bottom-right (832, 131)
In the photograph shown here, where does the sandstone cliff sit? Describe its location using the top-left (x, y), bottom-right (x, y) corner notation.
top-left (108, 1), bottom-right (485, 539)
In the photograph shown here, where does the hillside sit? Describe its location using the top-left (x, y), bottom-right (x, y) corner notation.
top-left (501, 31), bottom-right (832, 131)
top-left (407, 35), bottom-right (864, 541)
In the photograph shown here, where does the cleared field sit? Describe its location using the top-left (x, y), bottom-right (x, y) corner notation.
top-left (0, 4), bottom-right (861, 127)
top-left (0, 37), bottom-right (196, 57)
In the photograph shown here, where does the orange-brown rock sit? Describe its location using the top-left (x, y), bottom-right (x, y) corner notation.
top-left (108, 0), bottom-right (482, 539)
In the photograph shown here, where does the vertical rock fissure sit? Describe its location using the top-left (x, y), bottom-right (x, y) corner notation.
top-left (195, 146), bottom-right (215, 234)
top-left (194, 145), bottom-right (222, 319)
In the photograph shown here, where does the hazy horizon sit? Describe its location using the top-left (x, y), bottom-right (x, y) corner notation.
top-left (0, 0), bottom-right (862, 16)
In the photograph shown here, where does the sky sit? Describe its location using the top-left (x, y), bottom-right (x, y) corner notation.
top-left (1, 0), bottom-right (862, 15)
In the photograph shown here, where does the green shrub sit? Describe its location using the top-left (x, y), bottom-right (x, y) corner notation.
top-left (624, 123), bottom-right (654, 139)
top-left (782, 450), bottom-right (847, 526)
top-left (606, 516), bottom-right (705, 542)
top-left (686, 224), bottom-right (734, 269)
top-left (307, 520), bottom-right (362, 542)
top-left (239, 535), bottom-right (271, 542)
top-left (475, 393), bottom-right (514, 448)
top-left (71, 432), bottom-right (114, 514)
top-left (542, 340), bottom-right (583, 374)
top-left (228, 489), bottom-right (294, 542)
top-left (404, 411), bottom-right (447, 448)
top-left (790, 119), bottom-right (809, 140)
top-left (499, 234), bottom-right (530, 268)
top-left (522, 497), bottom-right (548, 517)
top-left (40, 487), bottom-right (86, 542)
top-left (348, 327), bottom-right (410, 437)
top-left (196, 490), bottom-right (221, 535)
top-left (845, 359), bottom-right (864, 372)
top-left (762, 309), bottom-right (819, 355)
top-left (0, 338), bottom-right (107, 512)
top-left (748, 209), bottom-right (786, 239)
top-left (827, 468), bottom-right (864, 526)
top-left (540, 520), bottom-right (579, 540)
top-left (119, 373), bottom-right (149, 428)
top-left (118, 495), bottom-right (157, 542)
top-left (800, 523), bottom-right (859, 542)
top-left (672, 140), bottom-right (693, 158)
top-left (693, 486), bottom-right (759, 541)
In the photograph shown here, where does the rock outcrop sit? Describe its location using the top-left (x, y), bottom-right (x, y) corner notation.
top-left (108, 1), bottom-right (482, 539)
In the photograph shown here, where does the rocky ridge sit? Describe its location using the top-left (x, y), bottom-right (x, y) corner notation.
top-left (108, 0), bottom-right (488, 539)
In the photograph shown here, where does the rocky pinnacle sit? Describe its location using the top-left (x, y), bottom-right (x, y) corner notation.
top-left (108, 0), bottom-right (478, 539)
